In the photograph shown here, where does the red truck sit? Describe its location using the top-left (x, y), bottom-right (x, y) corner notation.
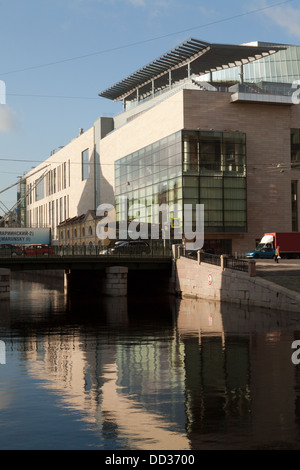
top-left (247, 232), bottom-right (300, 259)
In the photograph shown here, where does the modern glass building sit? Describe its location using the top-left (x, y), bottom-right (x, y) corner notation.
top-left (22, 37), bottom-right (300, 254)
top-left (99, 38), bottom-right (300, 254)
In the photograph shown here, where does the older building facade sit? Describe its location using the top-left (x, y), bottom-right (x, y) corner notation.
top-left (58, 210), bottom-right (106, 252)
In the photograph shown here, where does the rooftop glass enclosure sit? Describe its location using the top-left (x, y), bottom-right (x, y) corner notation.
top-left (198, 43), bottom-right (300, 84)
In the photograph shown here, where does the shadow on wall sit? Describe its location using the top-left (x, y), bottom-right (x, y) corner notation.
top-left (95, 151), bottom-right (115, 209)
top-left (77, 119), bottom-right (115, 217)
top-left (75, 153), bottom-right (115, 245)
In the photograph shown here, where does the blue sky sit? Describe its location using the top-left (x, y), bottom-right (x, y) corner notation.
top-left (0, 0), bottom-right (300, 211)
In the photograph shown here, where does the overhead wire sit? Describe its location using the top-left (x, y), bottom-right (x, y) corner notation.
top-left (0, 0), bottom-right (297, 191)
top-left (0, 158), bottom-right (294, 167)
top-left (0, 2), bottom-right (297, 102)
top-left (6, 93), bottom-right (99, 100)
top-left (0, 0), bottom-right (295, 77)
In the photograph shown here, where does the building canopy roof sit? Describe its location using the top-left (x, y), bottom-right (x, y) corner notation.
top-left (99, 38), bottom-right (283, 102)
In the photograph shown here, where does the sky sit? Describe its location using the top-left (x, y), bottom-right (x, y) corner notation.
top-left (0, 0), bottom-right (300, 212)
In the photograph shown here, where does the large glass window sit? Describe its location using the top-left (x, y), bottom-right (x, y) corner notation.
top-left (53, 169), bottom-right (56, 193)
top-left (82, 149), bottom-right (90, 180)
top-left (199, 132), bottom-right (222, 174)
top-left (60, 197), bottom-right (63, 223)
top-left (183, 132), bottom-right (199, 173)
top-left (35, 177), bottom-right (45, 202)
top-left (291, 129), bottom-right (300, 169)
top-left (115, 132), bottom-right (182, 238)
top-left (185, 130), bottom-right (246, 233)
top-left (63, 162), bottom-right (67, 189)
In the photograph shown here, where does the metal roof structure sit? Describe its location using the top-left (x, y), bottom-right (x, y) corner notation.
top-left (99, 38), bottom-right (283, 102)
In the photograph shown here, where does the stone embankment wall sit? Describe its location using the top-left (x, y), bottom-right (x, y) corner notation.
top-left (0, 269), bottom-right (10, 300)
top-left (175, 255), bottom-right (300, 313)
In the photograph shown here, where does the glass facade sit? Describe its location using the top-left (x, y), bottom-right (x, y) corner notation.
top-left (183, 130), bottom-right (246, 233)
top-left (199, 45), bottom-right (300, 85)
top-left (115, 130), bottom-right (247, 236)
top-left (115, 132), bottom-right (182, 237)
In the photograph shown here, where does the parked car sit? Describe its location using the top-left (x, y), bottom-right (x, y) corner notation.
top-left (106, 240), bottom-right (151, 255)
top-left (0, 244), bottom-right (22, 257)
top-left (22, 245), bottom-right (53, 256)
top-left (246, 246), bottom-right (274, 259)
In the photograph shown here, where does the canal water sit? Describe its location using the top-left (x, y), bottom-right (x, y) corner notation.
top-left (1, 273), bottom-right (300, 450)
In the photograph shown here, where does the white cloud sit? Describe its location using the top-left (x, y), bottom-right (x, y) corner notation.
top-left (127, 0), bottom-right (173, 7)
top-left (0, 106), bottom-right (19, 133)
top-left (262, 3), bottom-right (300, 40)
top-left (66, 0), bottom-right (170, 11)
top-left (128, 0), bottom-right (146, 6)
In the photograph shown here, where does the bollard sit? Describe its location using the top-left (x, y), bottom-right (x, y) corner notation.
top-left (220, 254), bottom-right (227, 270)
top-left (248, 260), bottom-right (256, 277)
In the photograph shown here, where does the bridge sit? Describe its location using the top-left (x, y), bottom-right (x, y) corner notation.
top-left (0, 253), bottom-right (172, 272)
top-left (0, 248), bottom-right (174, 299)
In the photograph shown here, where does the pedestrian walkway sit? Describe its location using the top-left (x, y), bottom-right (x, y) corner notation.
top-left (255, 259), bottom-right (300, 293)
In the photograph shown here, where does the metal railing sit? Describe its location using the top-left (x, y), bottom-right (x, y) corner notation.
top-left (0, 244), bottom-right (173, 259)
top-left (229, 82), bottom-right (295, 97)
top-left (199, 252), bottom-right (222, 266)
top-left (181, 248), bottom-right (250, 273)
top-left (226, 256), bottom-right (249, 273)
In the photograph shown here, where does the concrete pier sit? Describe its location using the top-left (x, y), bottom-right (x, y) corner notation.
top-left (104, 266), bottom-right (128, 296)
top-left (64, 269), bottom-right (71, 294)
top-left (0, 269), bottom-right (10, 300)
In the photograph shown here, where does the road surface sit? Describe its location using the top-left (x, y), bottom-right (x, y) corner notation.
top-left (254, 259), bottom-right (300, 293)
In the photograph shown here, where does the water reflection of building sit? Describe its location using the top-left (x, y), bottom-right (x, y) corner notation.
top-left (18, 295), bottom-right (190, 449)
top-left (5, 287), bottom-right (300, 449)
top-left (101, 362), bottom-right (190, 450)
top-left (177, 298), bottom-right (300, 449)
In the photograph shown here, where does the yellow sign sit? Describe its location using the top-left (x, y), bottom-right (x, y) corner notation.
top-left (171, 218), bottom-right (181, 228)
